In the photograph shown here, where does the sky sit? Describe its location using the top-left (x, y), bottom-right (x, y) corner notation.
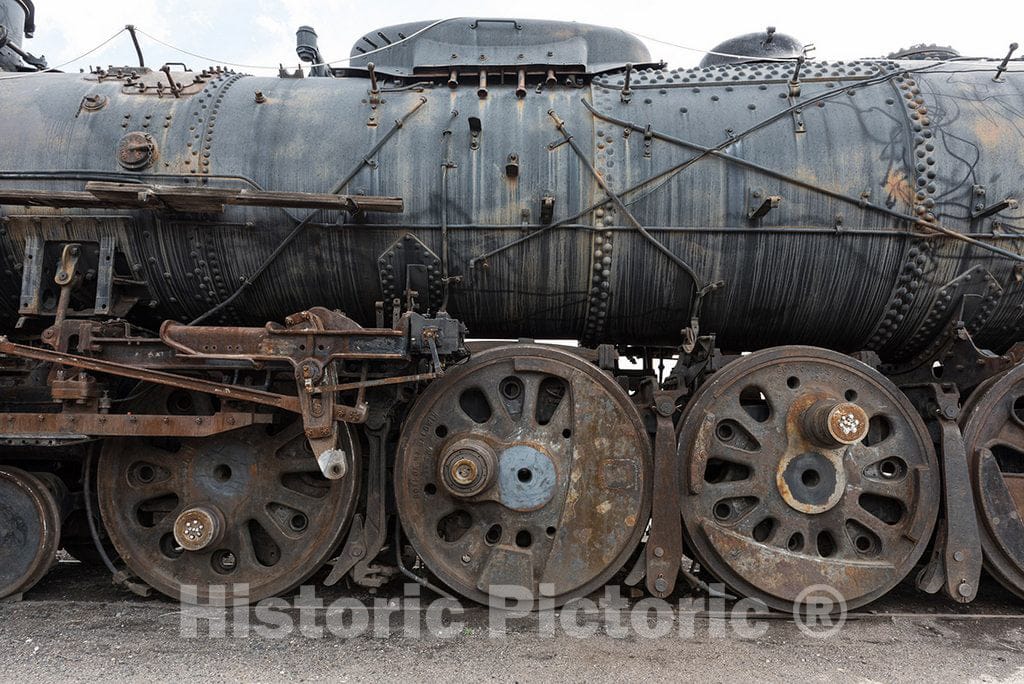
top-left (19, 0), bottom-right (1022, 77)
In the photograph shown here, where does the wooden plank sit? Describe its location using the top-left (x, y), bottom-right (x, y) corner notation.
top-left (86, 182), bottom-right (404, 213)
top-left (0, 183), bottom-right (403, 214)
top-left (0, 189), bottom-right (114, 209)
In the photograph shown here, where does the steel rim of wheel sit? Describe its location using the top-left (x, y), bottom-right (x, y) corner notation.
top-left (98, 422), bottom-right (359, 603)
top-left (394, 344), bottom-right (652, 607)
top-left (961, 365), bottom-right (1024, 599)
top-left (678, 346), bottom-right (939, 612)
top-left (0, 466), bottom-right (61, 599)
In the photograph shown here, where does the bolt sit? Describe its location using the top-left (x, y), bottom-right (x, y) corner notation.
top-left (953, 551), bottom-right (964, 562)
top-left (461, 554), bottom-right (471, 564)
top-left (957, 581), bottom-right (972, 598)
top-left (653, 546), bottom-right (664, 558)
top-left (654, 577), bottom-right (668, 593)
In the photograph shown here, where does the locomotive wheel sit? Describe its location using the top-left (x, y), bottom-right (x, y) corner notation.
top-left (678, 346), bottom-right (939, 611)
top-left (98, 422), bottom-right (359, 603)
top-left (961, 365), bottom-right (1024, 599)
top-left (0, 466), bottom-right (61, 599)
top-left (395, 344), bottom-right (651, 606)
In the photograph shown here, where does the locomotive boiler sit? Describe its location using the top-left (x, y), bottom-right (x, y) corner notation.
top-left (2, 3), bottom-right (1024, 614)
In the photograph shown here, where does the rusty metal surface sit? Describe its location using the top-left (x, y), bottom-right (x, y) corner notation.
top-left (910, 383), bottom-right (982, 602)
top-left (0, 465), bottom-right (60, 599)
top-left (960, 365), bottom-right (1024, 599)
top-left (97, 421), bottom-right (359, 603)
top-left (0, 409), bottom-right (272, 439)
top-left (645, 391), bottom-right (684, 598)
top-left (0, 181), bottom-right (403, 214)
top-left (394, 344), bottom-right (651, 606)
top-left (678, 346), bottom-right (939, 611)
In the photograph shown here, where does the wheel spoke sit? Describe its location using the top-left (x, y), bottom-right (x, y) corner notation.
top-left (993, 417), bottom-right (1024, 452)
top-left (711, 442), bottom-right (763, 468)
top-left (770, 517), bottom-right (812, 552)
top-left (857, 475), bottom-right (914, 502)
top-left (702, 478), bottom-right (759, 500)
top-left (270, 483), bottom-right (323, 513)
top-left (730, 500), bottom-right (771, 536)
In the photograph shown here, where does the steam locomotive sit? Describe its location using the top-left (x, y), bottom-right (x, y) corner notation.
top-left (2, 0), bottom-right (1024, 613)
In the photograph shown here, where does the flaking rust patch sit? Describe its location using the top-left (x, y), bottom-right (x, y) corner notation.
top-left (883, 169), bottom-right (915, 209)
top-left (973, 117), bottom-right (1003, 151)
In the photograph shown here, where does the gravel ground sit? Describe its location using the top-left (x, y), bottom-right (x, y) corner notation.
top-left (3, 561), bottom-right (1024, 683)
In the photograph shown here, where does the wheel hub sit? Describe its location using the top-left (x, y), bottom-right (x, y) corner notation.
top-left (777, 450), bottom-right (844, 514)
top-left (803, 399), bottom-right (869, 446)
top-left (173, 506), bottom-right (225, 552)
top-left (439, 438), bottom-right (497, 498)
top-left (496, 444), bottom-right (557, 511)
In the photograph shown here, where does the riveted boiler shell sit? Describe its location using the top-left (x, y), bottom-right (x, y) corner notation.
top-left (0, 56), bottom-right (1022, 358)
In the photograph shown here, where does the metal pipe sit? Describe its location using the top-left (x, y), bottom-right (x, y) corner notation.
top-left (125, 24), bottom-right (144, 67)
top-left (516, 68), bottom-right (526, 98)
top-left (440, 109), bottom-right (457, 312)
top-left (367, 61), bottom-right (379, 96)
top-left (477, 69), bottom-right (487, 99)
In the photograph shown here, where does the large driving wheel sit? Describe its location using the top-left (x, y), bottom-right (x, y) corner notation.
top-left (678, 346), bottom-right (939, 611)
top-left (395, 344), bottom-right (651, 606)
top-left (98, 422), bottom-right (359, 603)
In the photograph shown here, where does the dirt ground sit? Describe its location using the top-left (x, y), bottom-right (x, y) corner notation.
top-left (2, 560), bottom-right (1024, 683)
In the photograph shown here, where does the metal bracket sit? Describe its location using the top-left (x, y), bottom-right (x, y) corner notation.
top-left (645, 389), bottom-right (684, 598)
top-left (326, 417), bottom-right (394, 587)
top-left (791, 104), bottom-right (806, 134)
top-left (378, 233), bottom-right (443, 312)
top-left (469, 116), bottom-right (481, 151)
top-left (94, 236), bottom-right (116, 316)
top-left (914, 383), bottom-right (983, 603)
top-left (52, 243), bottom-right (81, 329)
top-left (540, 195), bottom-right (555, 225)
top-left (505, 153), bottom-right (519, 178)
top-left (973, 197), bottom-right (1018, 221)
top-left (747, 193), bottom-right (781, 222)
